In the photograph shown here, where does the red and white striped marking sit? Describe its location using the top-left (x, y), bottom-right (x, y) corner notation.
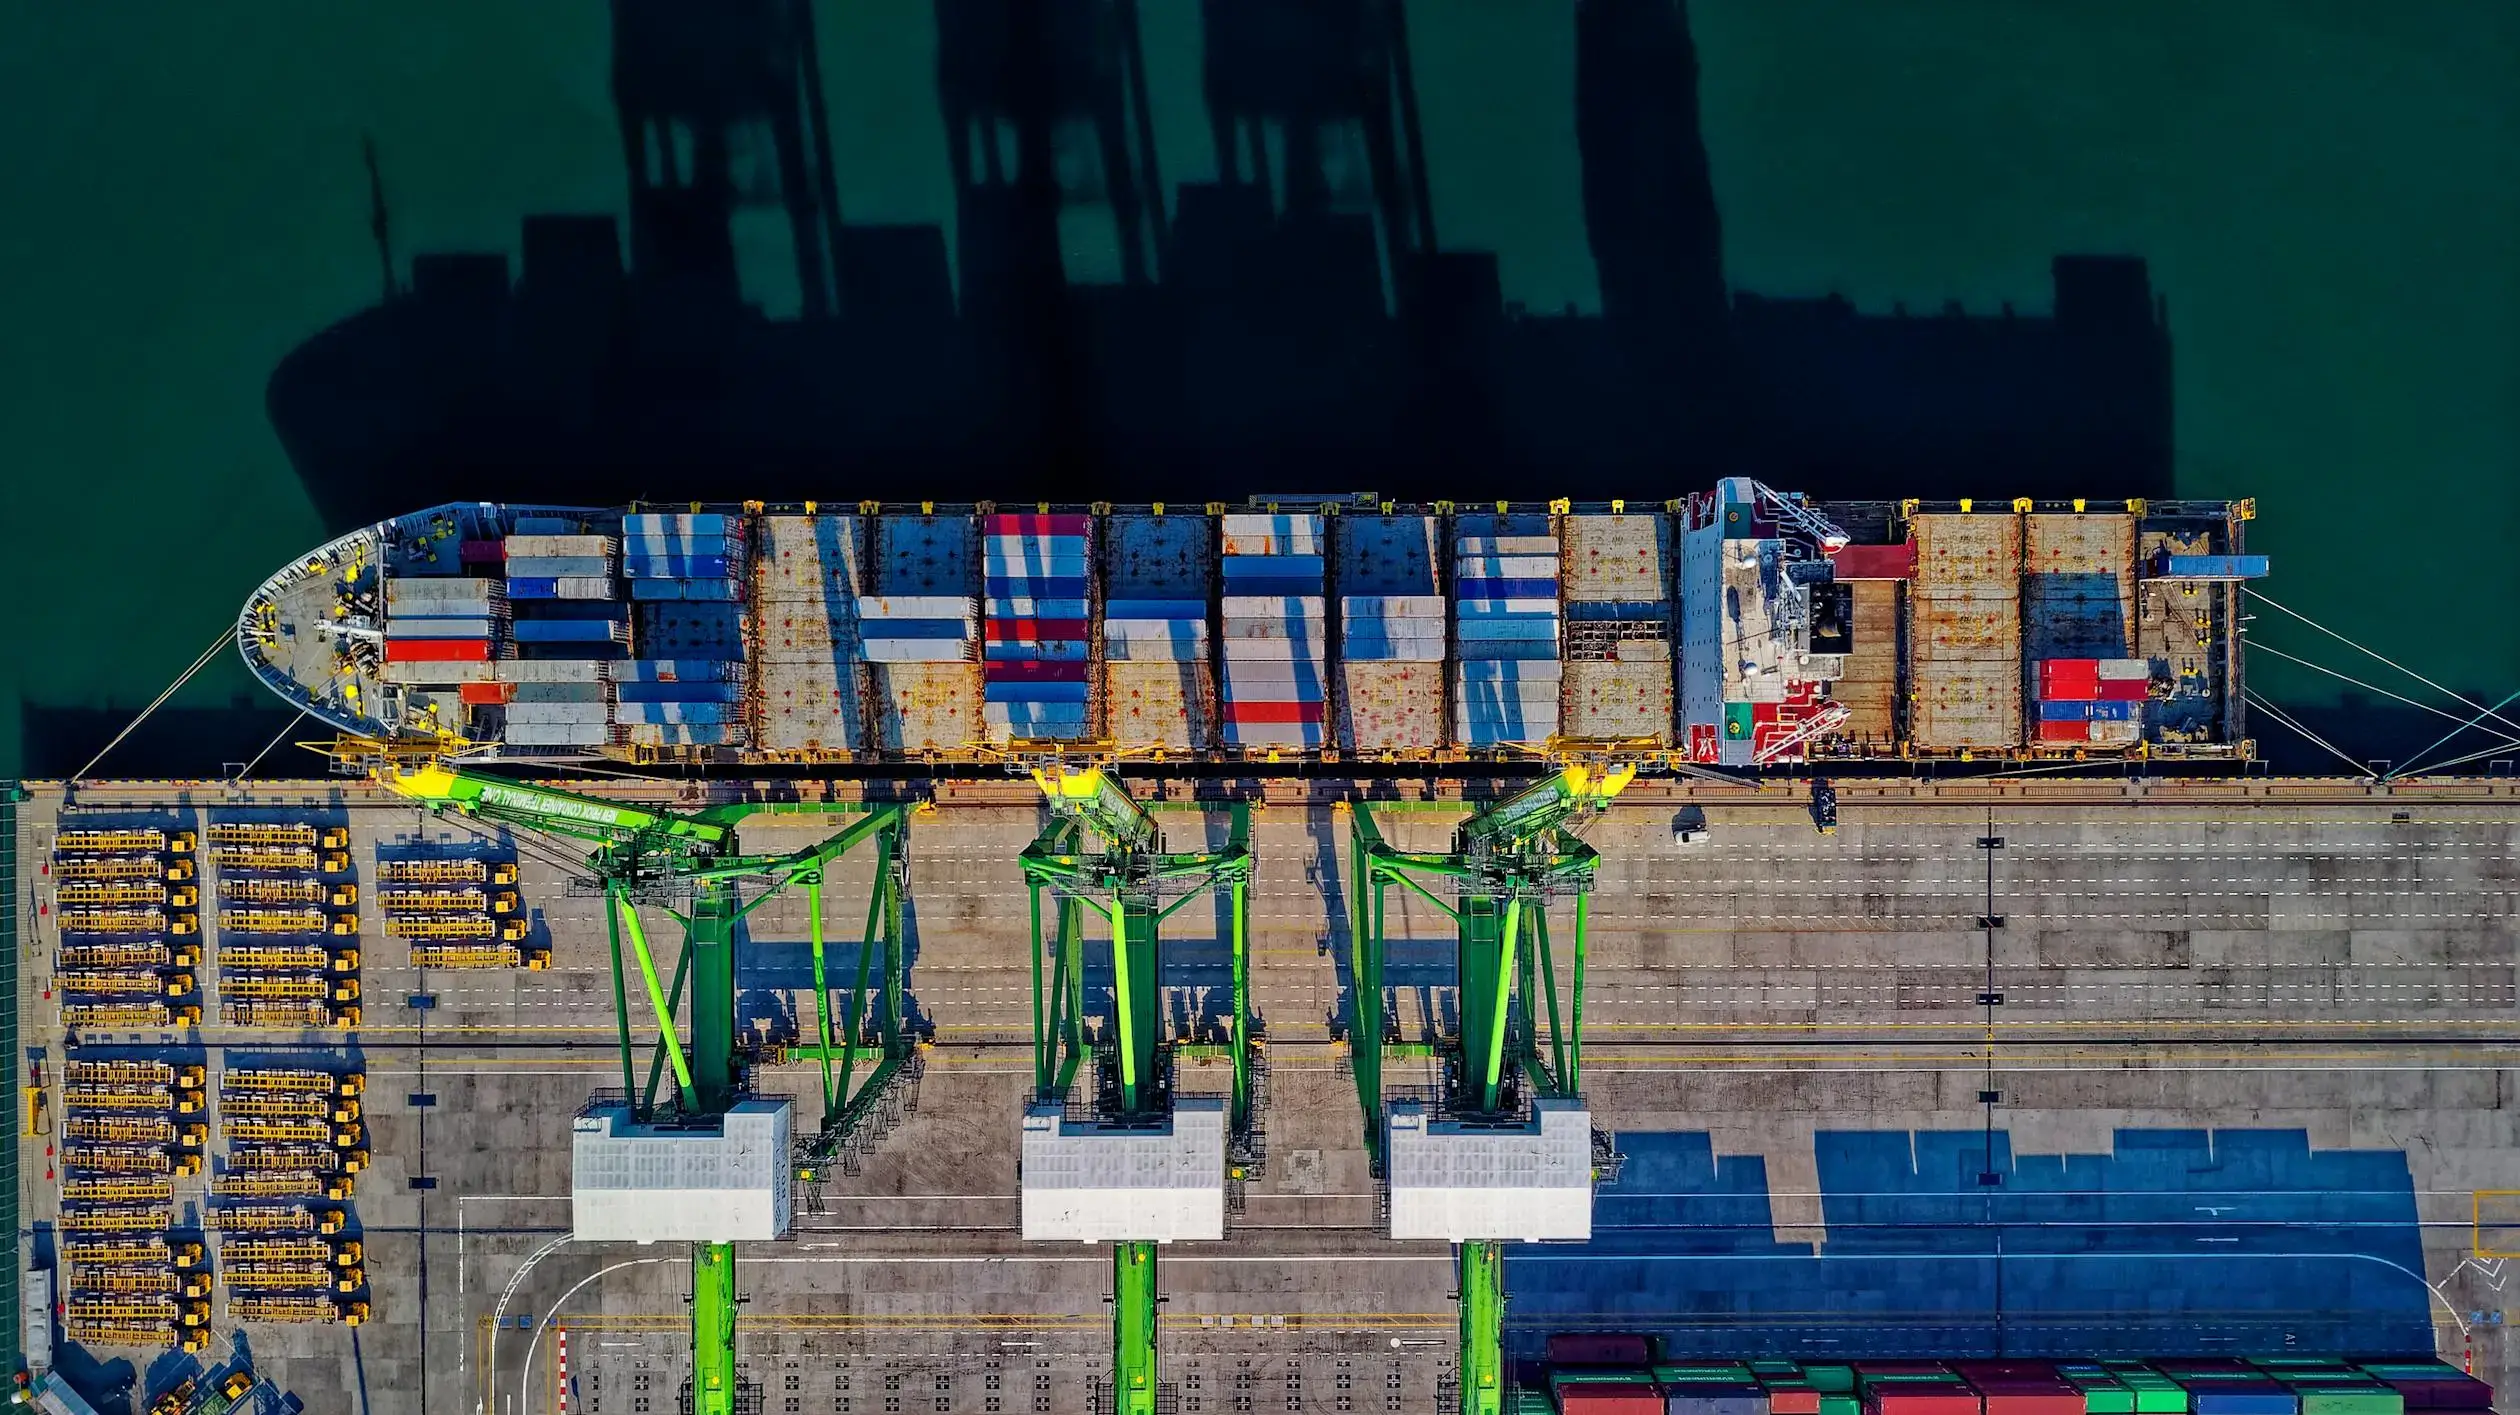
top-left (555, 1324), bottom-right (568, 1413)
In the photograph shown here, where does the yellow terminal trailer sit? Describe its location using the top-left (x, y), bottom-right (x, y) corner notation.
top-left (219, 877), bottom-right (328, 906)
top-left (64, 1319), bottom-right (208, 1353)
top-left (376, 886), bottom-right (519, 914)
top-left (54, 854), bottom-right (193, 883)
top-left (218, 943), bottom-right (357, 974)
top-left (61, 1001), bottom-right (202, 1029)
top-left (211, 1206), bottom-right (345, 1235)
top-left (56, 827), bottom-right (194, 855)
top-left (63, 1085), bottom-right (204, 1114)
top-left (219, 974), bottom-right (361, 1004)
top-left (376, 856), bottom-right (516, 885)
top-left (221, 999), bottom-right (360, 1030)
top-left (67, 1059), bottom-right (203, 1089)
top-left (63, 1145), bottom-right (199, 1176)
top-left (58, 1207), bottom-right (173, 1234)
top-left (58, 971), bottom-right (194, 998)
top-left (66, 1296), bottom-right (209, 1329)
top-left (212, 1171), bottom-right (355, 1202)
top-left (59, 908), bottom-right (189, 937)
top-left (217, 907), bottom-right (356, 936)
top-left (63, 1236), bottom-right (203, 1268)
top-left (63, 1115), bottom-right (205, 1147)
top-left (225, 1067), bottom-right (361, 1096)
top-left (220, 1090), bottom-right (360, 1122)
top-left (207, 822), bottom-right (346, 850)
top-left (385, 912), bottom-right (526, 941)
top-left (226, 1118), bottom-right (362, 1148)
top-left (228, 1293), bottom-right (369, 1325)
top-left (57, 881), bottom-right (183, 909)
top-left (227, 1143), bottom-right (364, 1174)
top-left (85, 1268), bottom-right (206, 1297)
top-left (407, 941), bottom-right (549, 970)
top-left (223, 1263), bottom-right (341, 1292)
top-left (220, 1237), bottom-right (358, 1268)
top-left (63, 1176), bottom-right (176, 1205)
top-left (58, 941), bottom-right (198, 971)
top-left (210, 845), bottom-right (350, 875)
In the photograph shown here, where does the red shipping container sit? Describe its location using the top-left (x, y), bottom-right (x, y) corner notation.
top-left (457, 682), bottom-right (514, 705)
top-left (985, 513), bottom-right (1092, 536)
top-left (1546, 1333), bottom-right (1653, 1367)
top-left (1829, 541), bottom-right (1917, 580)
top-left (2038, 659), bottom-right (2100, 700)
top-left (2096, 677), bottom-right (2149, 702)
top-left (385, 638), bottom-right (490, 663)
top-left (1224, 700), bottom-right (1325, 726)
top-left (2038, 719), bottom-right (2090, 743)
top-left (1556, 1385), bottom-right (1663, 1414)
top-left (984, 618), bottom-right (1091, 644)
top-left (1769, 1391), bottom-right (1824, 1415)
top-left (982, 659), bottom-right (1088, 684)
top-left (458, 539), bottom-right (507, 562)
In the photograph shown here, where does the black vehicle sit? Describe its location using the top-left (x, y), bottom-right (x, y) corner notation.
top-left (1810, 778), bottom-right (1840, 835)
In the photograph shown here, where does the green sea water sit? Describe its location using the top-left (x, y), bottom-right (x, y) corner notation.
top-left (3, 1), bottom-right (2512, 777)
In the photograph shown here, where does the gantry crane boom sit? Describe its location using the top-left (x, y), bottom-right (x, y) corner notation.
top-left (377, 763), bottom-right (917, 1415)
top-left (1019, 766), bottom-right (1256, 1415)
top-left (1346, 763), bottom-right (1635, 1415)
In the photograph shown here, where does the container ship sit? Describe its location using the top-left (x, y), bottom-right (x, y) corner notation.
top-left (235, 482), bottom-right (2262, 769)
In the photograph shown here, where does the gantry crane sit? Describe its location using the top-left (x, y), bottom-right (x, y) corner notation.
top-left (376, 763), bottom-right (915, 1415)
top-left (1018, 766), bottom-right (1255, 1415)
top-left (1346, 764), bottom-right (1635, 1415)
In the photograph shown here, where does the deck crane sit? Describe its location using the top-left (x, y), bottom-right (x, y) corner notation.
top-left (1017, 766), bottom-right (1256, 1415)
top-left (1345, 764), bottom-right (1637, 1415)
top-left (375, 763), bottom-right (915, 1415)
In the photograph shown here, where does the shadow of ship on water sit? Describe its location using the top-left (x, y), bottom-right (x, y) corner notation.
top-left (266, 0), bottom-right (2174, 531)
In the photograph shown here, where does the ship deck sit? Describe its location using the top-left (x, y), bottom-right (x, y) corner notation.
top-left (12, 775), bottom-right (2519, 1413)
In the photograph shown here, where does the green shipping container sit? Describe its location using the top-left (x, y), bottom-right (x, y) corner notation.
top-left (1820, 1398), bottom-right (1862, 1415)
top-left (1807, 1369), bottom-right (1858, 1395)
top-left (1660, 1366), bottom-right (1758, 1384)
top-left (2098, 1365), bottom-right (2189, 1415)
top-left (1754, 1362), bottom-right (1808, 1378)
top-left (1555, 1369), bottom-right (1655, 1387)
top-left (2295, 1390), bottom-right (2402, 1415)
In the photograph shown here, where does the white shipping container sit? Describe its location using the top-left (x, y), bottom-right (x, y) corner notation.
top-left (1458, 660), bottom-right (1565, 682)
top-left (505, 723), bottom-right (614, 747)
top-left (1452, 555), bottom-right (1562, 578)
top-left (1341, 596), bottom-right (1447, 618)
top-left (1221, 513), bottom-right (1324, 536)
top-left (380, 660), bottom-right (498, 684)
top-left (507, 703), bottom-right (611, 724)
top-left (555, 577), bottom-right (616, 599)
top-left (862, 639), bottom-right (974, 663)
top-left (857, 595), bottom-right (979, 619)
top-left (2097, 658), bottom-right (2152, 680)
top-left (494, 659), bottom-right (609, 683)
top-left (1454, 536), bottom-right (1558, 556)
top-left (1456, 598), bottom-right (1561, 617)
top-left (1220, 595), bottom-right (1325, 619)
top-left (505, 534), bottom-right (619, 557)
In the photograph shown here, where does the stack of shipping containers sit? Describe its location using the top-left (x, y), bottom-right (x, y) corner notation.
top-left (1854, 1362), bottom-right (1983, 1415)
top-left (499, 516), bottom-right (627, 751)
top-left (980, 513), bottom-right (1095, 744)
top-left (1907, 512), bottom-right (2024, 753)
top-left (751, 515), bottom-right (864, 756)
top-left (2022, 513), bottom-right (2140, 751)
top-left (2136, 529), bottom-right (2261, 744)
top-left (863, 514), bottom-right (982, 752)
top-left (1102, 513), bottom-right (1213, 751)
top-left (1217, 513), bottom-right (1328, 751)
top-left (616, 512), bottom-right (747, 753)
top-left (1335, 512), bottom-right (1446, 753)
top-left (1452, 512), bottom-right (1560, 747)
top-left (1513, 1355), bottom-right (2483, 1415)
top-left (379, 575), bottom-right (504, 739)
top-left (1559, 509), bottom-right (1673, 744)
top-left (1822, 541), bottom-right (1913, 747)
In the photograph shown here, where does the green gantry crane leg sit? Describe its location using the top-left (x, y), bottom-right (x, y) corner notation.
top-left (693, 1242), bottom-right (740, 1415)
top-left (1022, 769), bottom-right (1255, 1415)
top-left (1346, 767), bottom-right (1634, 1415)
top-left (1113, 1241), bottom-right (1161, 1415)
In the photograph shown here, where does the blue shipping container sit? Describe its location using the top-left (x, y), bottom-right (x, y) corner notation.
top-left (512, 619), bottom-right (624, 644)
top-left (985, 598), bottom-right (1091, 620)
top-left (983, 680), bottom-right (1091, 705)
top-left (1222, 554), bottom-right (1325, 581)
top-left (614, 701), bottom-right (728, 726)
top-left (2039, 700), bottom-right (2096, 722)
top-left (616, 659), bottom-right (732, 682)
top-left (2089, 699), bottom-right (2136, 722)
top-left (621, 554), bottom-right (730, 580)
top-left (2155, 553), bottom-right (2270, 580)
top-left (624, 513), bottom-right (730, 535)
top-left (615, 680), bottom-right (742, 705)
top-left (504, 578), bottom-right (560, 600)
top-left (621, 533), bottom-right (737, 559)
top-left (630, 578), bottom-right (740, 602)
top-left (1104, 598), bottom-right (1204, 620)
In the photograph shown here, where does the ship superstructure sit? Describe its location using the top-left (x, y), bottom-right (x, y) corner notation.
top-left (237, 490), bottom-right (2260, 768)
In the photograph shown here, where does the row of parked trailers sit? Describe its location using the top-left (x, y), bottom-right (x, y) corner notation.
top-left (50, 1054), bottom-right (213, 1351)
top-left (51, 825), bottom-right (206, 1030)
top-left (377, 853), bottom-right (544, 966)
top-left (206, 820), bottom-right (365, 1031)
top-left (213, 1063), bottom-right (373, 1325)
top-left (1529, 1349), bottom-right (2489, 1415)
top-left (359, 498), bottom-right (2255, 763)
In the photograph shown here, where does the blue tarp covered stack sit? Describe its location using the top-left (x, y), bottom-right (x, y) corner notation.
top-left (1452, 513), bottom-right (1561, 746)
top-left (981, 513), bottom-right (1093, 743)
top-left (1218, 513), bottom-right (1328, 750)
top-left (614, 513), bottom-right (748, 750)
